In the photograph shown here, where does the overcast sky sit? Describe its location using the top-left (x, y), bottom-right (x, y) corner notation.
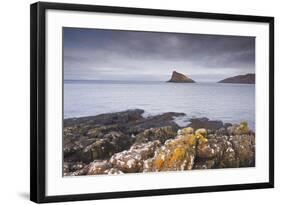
top-left (63, 27), bottom-right (255, 82)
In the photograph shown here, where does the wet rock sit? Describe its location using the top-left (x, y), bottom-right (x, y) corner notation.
top-left (64, 131), bottom-right (133, 163)
top-left (223, 123), bottom-right (232, 129)
top-left (124, 112), bottom-right (184, 134)
top-left (86, 124), bottom-right (119, 138)
top-left (64, 109), bottom-right (145, 127)
top-left (110, 141), bottom-right (160, 173)
top-left (83, 131), bottom-right (133, 162)
top-left (63, 109), bottom-right (186, 174)
top-left (134, 126), bottom-right (177, 144)
top-left (187, 118), bottom-right (223, 131)
top-left (64, 135), bottom-right (97, 162)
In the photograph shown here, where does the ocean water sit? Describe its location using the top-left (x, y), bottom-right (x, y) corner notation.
top-left (64, 80), bottom-right (255, 130)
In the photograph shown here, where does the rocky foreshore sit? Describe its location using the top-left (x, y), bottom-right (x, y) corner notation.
top-left (64, 109), bottom-right (255, 176)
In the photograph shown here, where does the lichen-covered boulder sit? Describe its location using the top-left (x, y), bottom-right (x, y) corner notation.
top-left (227, 121), bottom-right (251, 135)
top-left (196, 143), bottom-right (217, 159)
top-left (63, 162), bottom-right (86, 173)
top-left (104, 168), bottom-right (124, 175)
top-left (63, 164), bottom-right (89, 176)
top-left (218, 145), bottom-right (239, 168)
top-left (144, 127), bottom-right (208, 172)
top-left (87, 160), bottom-right (111, 175)
top-left (193, 159), bottom-right (216, 169)
top-left (229, 134), bottom-right (255, 167)
top-left (134, 126), bottom-right (177, 144)
top-left (109, 140), bottom-right (161, 173)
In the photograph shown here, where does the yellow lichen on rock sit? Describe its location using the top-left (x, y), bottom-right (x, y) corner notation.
top-left (238, 121), bottom-right (250, 134)
top-left (168, 146), bottom-right (186, 167)
top-left (228, 121), bottom-right (251, 135)
top-left (196, 134), bottom-right (208, 145)
top-left (181, 127), bottom-right (194, 135)
top-left (148, 127), bottom-right (209, 171)
top-left (195, 128), bottom-right (208, 145)
top-left (153, 153), bottom-right (165, 170)
top-left (195, 128), bottom-right (207, 137)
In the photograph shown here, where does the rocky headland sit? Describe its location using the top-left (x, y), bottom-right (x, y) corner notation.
top-left (167, 71), bottom-right (195, 83)
top-left (218, 73), bottom-right (255, 84)
top-left (64, 109), bottom-right (255, 176)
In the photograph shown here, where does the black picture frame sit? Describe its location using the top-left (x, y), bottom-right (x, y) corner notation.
top-left (30, 1), bottom-right (274, 203)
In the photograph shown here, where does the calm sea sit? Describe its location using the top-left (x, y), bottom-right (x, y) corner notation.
top-left (64, 80), bottom-right (255, 130)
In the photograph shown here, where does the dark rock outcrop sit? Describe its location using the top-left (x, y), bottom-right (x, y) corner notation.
top-left (167, 71), bottom-right (195, 83)
top-left (64, 109), bottom-right (184, 164)
top-left (218, 73), bottom-right (255, 84)
top-left (187, 117), bottom-right (225, 131)
top-left (63, 110), bottom-right (255, 176)
top-left (134, 126), bottom-right (177, 144)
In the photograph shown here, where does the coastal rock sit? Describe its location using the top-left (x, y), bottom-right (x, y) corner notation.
top-left (126, 112), bottom-right (184, 133)
top-left (63, 110), bottom-right (256, 176)
top-left (134, 126), bottom-right (177, 144)
top-left (64, 134), bottom-right (97, 163)
top-left (64, 109), bottom-right (145, 127)
top-left (187, 117), bottom-right (223, 131)
top-left (63, 162), bottom-right (86, 173)
top-left (64, 110), bottom-right (185, 164)
top-left (104, 168), bottom-right (124, 175)
top-left (167, 71), bottom-right (195, 83)
top-left (144, 128), bottom-right (208, 172)
top-left (218, 73), bottom-right (255, 84)
top-left (83, 131), bottom-right (133, 162)
top-left (227, 121), bottom-right (252, 135)
top-left (64, 164), bottom-right (89, 176)
top-left (229, 134), bottom-right (255, 167)
top-left (87, 160), bottom-right (111, 175)
top-left (194, 123), bottom-right (255, 169)
top-left (109, 141), bottom-right (161, 173)
top-left (193, 159), bottom-right (216, 169)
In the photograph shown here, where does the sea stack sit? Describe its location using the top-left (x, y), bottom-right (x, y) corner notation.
top-left (218, 73), bottom-right (255, 84)
top-left (167, 71), bottom-right (195, 83)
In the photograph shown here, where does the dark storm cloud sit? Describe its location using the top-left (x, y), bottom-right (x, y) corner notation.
top-left (64, 27), bottom-right (255, 81)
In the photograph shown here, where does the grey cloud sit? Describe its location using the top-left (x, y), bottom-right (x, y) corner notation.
top-left (64, 28), bottom-right (255, 81)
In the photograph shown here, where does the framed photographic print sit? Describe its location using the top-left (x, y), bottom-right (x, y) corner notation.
top-left (30, 2), bottom-right (274, 203)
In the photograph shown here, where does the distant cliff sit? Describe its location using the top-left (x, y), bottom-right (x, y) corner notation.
top-left (218, 73), bottom-right (255, 84)
top-left (167, 71), bottom-right (195, 83)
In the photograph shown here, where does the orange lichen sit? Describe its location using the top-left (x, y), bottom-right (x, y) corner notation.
top-left (153, 155), bottom-right (165, 170)
top-left (187, 134), bottom-right (197, 146)
top-left (168, 146), bottom-right (186, 167)
top-left (149, 127), bottom-right (209, 171)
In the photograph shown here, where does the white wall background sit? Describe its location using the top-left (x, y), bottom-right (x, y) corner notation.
top-left (0, 0), bottom-right (279, 204)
